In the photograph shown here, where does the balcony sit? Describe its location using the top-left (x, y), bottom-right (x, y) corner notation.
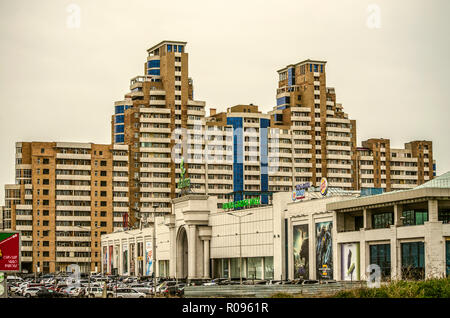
top-left (56, 236), bottom-right (91, 242)
top-left (113, 155), bottom-right (128, 162)
top-left (56, 257), bottom-right (91, 263)
top-left (56, 174), bottom-right (91, 181)
top-left (56, 153), bottom-right (91, 160)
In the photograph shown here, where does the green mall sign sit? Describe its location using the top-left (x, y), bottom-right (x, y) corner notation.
top-left (222, 197), bottom-right (260, 210)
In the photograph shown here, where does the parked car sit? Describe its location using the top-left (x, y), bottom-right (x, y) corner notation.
top-left (129, 283), bottom-right (153, 295)
top-left (320, 280), bottom-right (337, 284)
top-left (84, 286), bottom-right (98, 298)
top-left (68, 287), bottom-right (85, 297)
top-left (115, 288), bottom-right (146, 298)
top-left (23, 287), bottom-right (45, 298)
top-left (19, 283), bottom-right (43, 296)
top-left (203, 278), bottom-right (228, 286)
top-left (302, 280), bottom-right (320, 285)
top-left (156, 281), bottom-right (177, 294)
top-left (175, 284), bottom-right (186, 297)
top-left (35, 288), bottom-right (67, 298)
top-left (84, 287), bottom-right (112, 298)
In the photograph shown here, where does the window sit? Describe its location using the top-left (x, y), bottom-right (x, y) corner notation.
top-left (372, 212), bottom-right (393, 229)
top-left (354, 216), bottom-right (363, 231)
top-left (100, 171), bottom-right (107, 176)
top-left (438, 210), bottom-right (450, 224)
top-left (402, 210), bottom-right (428, 226)
top-left (43, 179), bottom-right (49, 185)
top-left (401, 242), bottom-right (425, 280)
top-left (370, 244), bottom-right (391, 280)
top-left (100, 161), bottom-right (107, 167)
top-left (101, 181), bottom-right (107, 187)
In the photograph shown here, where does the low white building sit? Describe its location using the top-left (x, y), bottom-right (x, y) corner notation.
top-left (328, 171), bottom-right (450, 281)
top-left (101, 187), bottom-right (357, 281)
top-left (101, 173), bottom-right (450, 281)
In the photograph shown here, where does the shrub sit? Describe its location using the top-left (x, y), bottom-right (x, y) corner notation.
top-left (270, 292), bottom-right (295, 298)
top-left (333, 277), bottom-right (450, 298)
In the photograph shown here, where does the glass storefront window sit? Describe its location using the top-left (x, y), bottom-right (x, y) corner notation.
top-left (446, 241), bottom-right (450, 277)
top-left (370, 244), bottom-right (391, 280)
top-left (401, 242), bottom-right (425, 280)
top-left (223, 259), bottom-right (229, 278)
top-left (230, 258), bottom-right (240, 279)
top-left (213, 259), bottom-right (222, 278)
top-left (264, 257), bottom-right (274, 280)
top-left (247, 257), bottom-right (263, 280)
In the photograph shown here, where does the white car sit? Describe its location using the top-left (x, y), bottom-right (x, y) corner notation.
top-left (85, 287), bottom-right (114, 298)
top-left (68, 287), bottom-right (85, 297)
top-left (23, 287), bottom-right (44, 298)
top-left (129, 284), bottom-right (153, 294)
top-left (115, 288), bottom-right (146, 298)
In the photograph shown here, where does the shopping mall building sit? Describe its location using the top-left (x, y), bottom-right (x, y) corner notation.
top-left (101, 173), bottom-right (450, 281)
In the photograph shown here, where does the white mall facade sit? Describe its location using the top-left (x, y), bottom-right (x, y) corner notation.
top-left (101, 173), bottom-right (450, 281)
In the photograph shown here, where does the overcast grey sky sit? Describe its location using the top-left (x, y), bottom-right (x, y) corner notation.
top-left (0, 0), bottom-right (449, 203)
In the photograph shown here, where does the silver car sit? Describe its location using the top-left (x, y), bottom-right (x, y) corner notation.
top-left (129, 283), bottom-right (153, 295)
top-left (23, 287), bottom-right (43, 298)
top-left (115, 288), bottom-right (146, 298)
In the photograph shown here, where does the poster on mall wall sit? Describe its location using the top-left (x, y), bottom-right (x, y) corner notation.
top-left (130, 243), bottom-right (136, 276)
top-left (145, 241), bottom-right (153, 276)
top-left (115, 246), bottom-right (119, 274)
top-left (122, 243), bottom-right (128, 275)
top-left (108, 246), bottom-right (113, 275)
top-left (316, 221), bottom-right (333, 279)
top-left (341, 243), bottom-right (360, 281)
top-left (293, 224), bottom-right (309, 279)
top-left (103, 246), bottom-right (107, 274)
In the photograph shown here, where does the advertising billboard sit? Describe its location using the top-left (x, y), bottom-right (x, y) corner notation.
top-left (293, 224), bottom-right (309, 279)
top-left (316, 221), bottom-right (333, 279)
top-left (114, 246), bottom-right (119, 274)
top-left (130, 243), bottom-right (136, 276)
top-left (292, 183), bottom-right (310, 201)
top-left (122, 243), bottom-right (128, 275)
top-left (320, 178), bottom-right (328, 196)
top-left (341, 243), bottom-right (360, 281)
top-left (103, 246), bottom-right (107, 274)
top-left (0, 232), bottom-right (20, 273)
top-left (145, 241), bottom-right (153, 276)
top-left (108, 245), bottom-right (113, 275)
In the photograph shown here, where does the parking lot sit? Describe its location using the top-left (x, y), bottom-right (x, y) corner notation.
top-left (6, 273), bottom-right (352, 298)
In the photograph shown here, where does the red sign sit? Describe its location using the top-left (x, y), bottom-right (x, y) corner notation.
top-left (0, 232), bottom-right (21, 272)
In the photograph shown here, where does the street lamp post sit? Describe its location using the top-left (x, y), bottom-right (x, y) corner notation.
top-left (227, 212), bottom-right (253, 285)
top-left (152, 203), bottom-right (159, 297)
